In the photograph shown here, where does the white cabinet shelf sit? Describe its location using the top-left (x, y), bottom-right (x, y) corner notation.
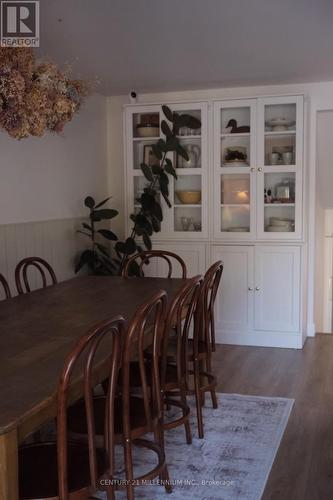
top-left (264, 130), bottom-right (296, 136)
top-left (221, 132), bottom-right (251, 138)
top-left (132, 136), bottom-right (161, 141)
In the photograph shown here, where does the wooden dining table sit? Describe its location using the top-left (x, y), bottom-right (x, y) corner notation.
top-left (0, 275), bottom-right (188, 500)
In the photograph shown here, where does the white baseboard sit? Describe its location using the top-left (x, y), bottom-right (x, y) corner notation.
top-left (306, 323), bottom-right (316, 337)
top-left (216, 330), bottom-right (303, 349)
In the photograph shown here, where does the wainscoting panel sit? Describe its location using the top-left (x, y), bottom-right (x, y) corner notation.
top-left (0, 218), bottom-right (87, 300)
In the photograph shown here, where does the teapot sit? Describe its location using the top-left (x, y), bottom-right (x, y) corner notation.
top-left (180, 144), bottom-right (201, 168)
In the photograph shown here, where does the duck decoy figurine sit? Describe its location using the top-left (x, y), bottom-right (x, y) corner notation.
top-left (226, 119), bottom-right (250, 133)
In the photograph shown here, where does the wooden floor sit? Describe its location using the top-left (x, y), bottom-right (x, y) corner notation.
top-left (212, 334), bottom-right (333, 500)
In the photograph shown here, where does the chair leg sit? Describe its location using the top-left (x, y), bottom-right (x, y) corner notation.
top-left (180, 381), bottom-right (192, 444)
top-left (123, 438), bottom-right (135, 500)
top-left (210, 315), bottom-right (216, 353)
top-left (193, 359), bottom-right (204, 439)
top-left (199, 359), bottom-right (206, 407)
top-left (205, 355), bottom-right (218, 409)
top-left (106, 487), bottom-right (116, 500)
top-left (154, 421), bottom-right (172, 493)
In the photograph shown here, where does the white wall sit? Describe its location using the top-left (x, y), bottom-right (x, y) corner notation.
top-left (314, 194), bottom-right (325, 332)
top-left (314, 111), bottom-right (333, 332)
top-left (106, 80), bottom-right (333, 338)
top-left (0, 94), bottom-right (108, 225)
top-left (107, 96), bottom-right (127, 238)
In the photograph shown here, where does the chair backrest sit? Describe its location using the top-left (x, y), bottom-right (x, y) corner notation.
top-left (57, 315), bottom-right (124, 499)
top-left (121, 290), bottom-right (167, 435)
top-left (201, 261), bottom-right (223, 352)
top-left (0, 273), bottom-right (11, 299)
top-left (160, 275), bottom-right (202, 387)
top-left (122, 250), bottom-right (187, 278)
top-left (15, 257), bottom-right (57, 294)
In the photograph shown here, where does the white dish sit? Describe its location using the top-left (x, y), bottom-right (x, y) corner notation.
top-left (270, 217), bottom-right (293, 227)
top-left (266, 225), bottom-right (293, 232)
top-left (227, 227), bottom-right (250, 232)
top-left (222, 160), bottom-right (248, 167)
top-left (265, 118), bottom-right (295, 131)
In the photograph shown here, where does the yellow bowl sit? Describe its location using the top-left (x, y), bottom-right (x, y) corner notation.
top-left (176, 190), bottom-right (201, 204)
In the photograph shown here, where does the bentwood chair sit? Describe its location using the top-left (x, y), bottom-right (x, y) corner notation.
top-left (0, 273), bottom-right (11, 299)
top-left (67, 290), bottom-right (172, 500)
top-left (19, 315), bottom-right (124, 500)
top-left (163, 262), bottom-right (223, 438)
top-left (15, 256), bottom-right (57, 294)
top-left (160, 275), bottom-right (202, 444)
top-left (122, 250), bottom-right (187, 278)
top-left (187, 261), bottom-right (223, 437)
top-left (203, 261), bottom-right (224, 353)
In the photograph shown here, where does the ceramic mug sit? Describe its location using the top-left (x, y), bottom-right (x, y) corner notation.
top-left (181, 217), bottom-right (191, 231)
top-left (270, 152), bottom-right (280, 165)
top-left (282, 152), bottom-right (293, 165)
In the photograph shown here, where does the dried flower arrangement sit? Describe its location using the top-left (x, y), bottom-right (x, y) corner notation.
top-left (0, 47), bottom-right (90, 139)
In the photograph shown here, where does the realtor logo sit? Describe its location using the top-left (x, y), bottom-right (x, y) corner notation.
top-left (1, 1), bottom-right (39, 46)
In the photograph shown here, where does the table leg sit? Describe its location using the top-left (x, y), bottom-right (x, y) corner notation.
top-left (0, 428), bottom-right (19, 500)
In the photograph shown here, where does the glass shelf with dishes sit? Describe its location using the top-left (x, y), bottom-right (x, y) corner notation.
top-left (262, 101), bottom-right (299, 168)
top-left (213, 99), bottom-right (257, 239)
top-left (262, 172), bottom-right (296, 234)
top-left (214, 95), bottom-right (303, 240)
top-left (125, 102), bottom-right (208, 240)
top-left (174, 136), bottom-right (202, 169)
top-left (173, 174), bottom-right (202, 233)
top-left (257, 95), bottom-right (303, 239)
top-left (219, 105), bottom-right (252, 169)
top-left (220, 173), bottom-right (251, 233)
top-left (132, 111), bottom-right (160, 139)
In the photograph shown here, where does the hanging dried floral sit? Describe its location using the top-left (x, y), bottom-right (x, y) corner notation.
top-left (0, 47), bottom-right (90, 139)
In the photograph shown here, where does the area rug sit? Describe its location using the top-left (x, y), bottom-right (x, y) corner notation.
top-left (95, 393), bottom-right (294, 500)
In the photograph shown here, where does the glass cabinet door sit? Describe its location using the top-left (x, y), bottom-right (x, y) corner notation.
top-left (125, 105), bottom-right (165, 236)
top-left (213, 99), bottom-right (256, 239)
top-left (166, 102), bottom-right (208, 239)
top-left (125, 102), bottom-right (208, 240)
top-left (257, 95), bottom-right (303, 239)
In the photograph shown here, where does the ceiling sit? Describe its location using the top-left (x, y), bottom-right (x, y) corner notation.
top-left (38, 0), bottom-right (333, 96)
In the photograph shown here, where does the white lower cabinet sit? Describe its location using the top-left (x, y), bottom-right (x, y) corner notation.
top-left (211, 245), bottom-right (255, 333)
top-left (254, 245), bottom-right (300, 333)
top-left (212, 244), bottom-right (302, 348)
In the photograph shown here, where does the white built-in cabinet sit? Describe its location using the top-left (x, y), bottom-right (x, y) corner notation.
top-left (124, 94), bottom-right (305, 348)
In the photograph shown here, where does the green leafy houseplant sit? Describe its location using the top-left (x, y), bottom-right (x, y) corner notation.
top-left (75, 196), bottom-right (119, 275)
top-left (76, 105), bottom-right (201, 276)
top-left (115, 105), bottom-right (201, 275)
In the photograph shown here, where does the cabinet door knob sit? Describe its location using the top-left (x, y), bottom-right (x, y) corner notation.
top-left (248, 287), bottom-right (253, 291)
top-left (255, 286), bottom-right (260, 291)
top-left (250, 167), bottom-right (255, 172)
top-left (257, 167), bottom-right (263, 172)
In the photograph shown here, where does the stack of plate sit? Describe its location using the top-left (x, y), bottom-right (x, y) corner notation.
top-left (266, 217), bottom-right (294, 232)
top-left (227, 227), bottom-right (250, 232)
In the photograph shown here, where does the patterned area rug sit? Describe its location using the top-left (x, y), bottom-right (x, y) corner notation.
top-left (94, 393), bottom-right (294, 500)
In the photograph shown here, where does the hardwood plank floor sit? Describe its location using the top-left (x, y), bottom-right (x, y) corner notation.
top-left (212, 334), bottom-right (333, 500)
